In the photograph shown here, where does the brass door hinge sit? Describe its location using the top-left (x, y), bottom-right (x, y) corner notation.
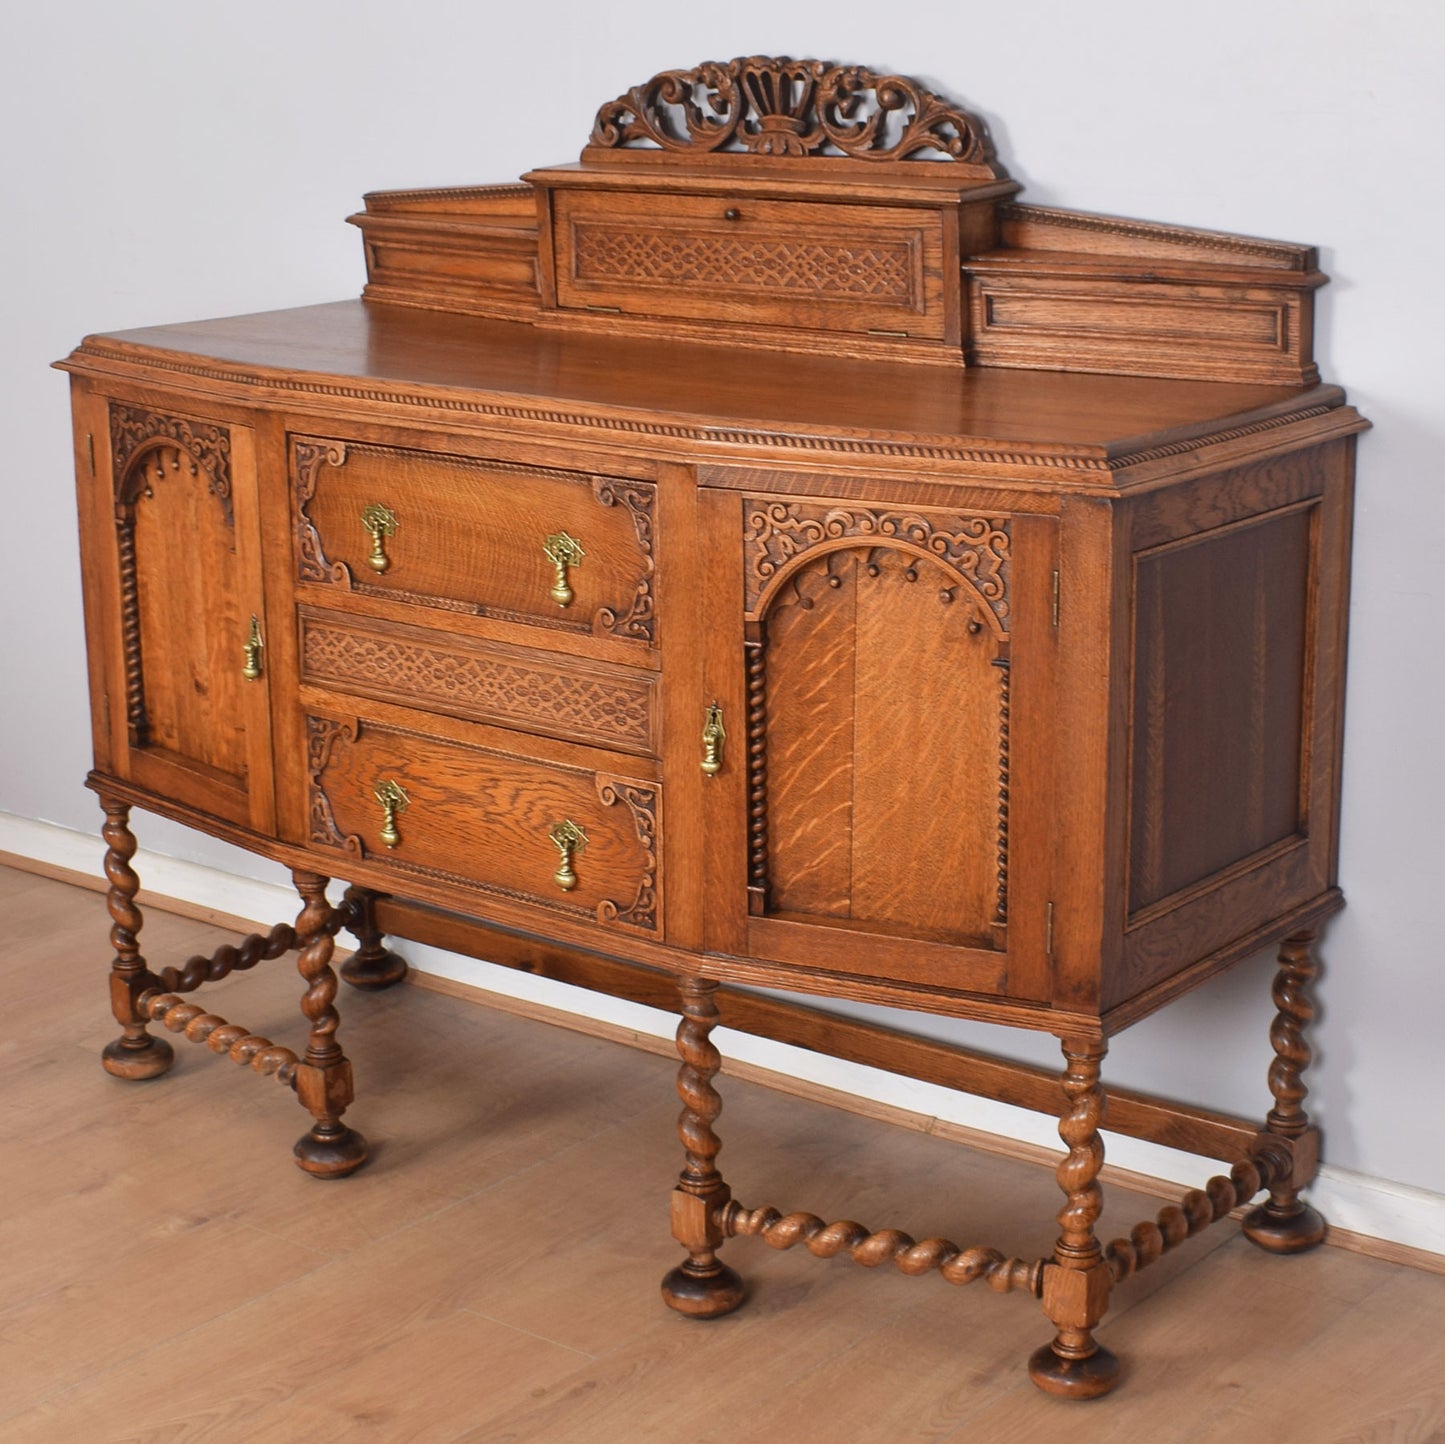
top-left (1046, 901), bottom-right (1055, 957)
top-left (1052, 570), bottom-right (1060, 629)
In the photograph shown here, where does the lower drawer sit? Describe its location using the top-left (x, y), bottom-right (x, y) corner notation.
top-left (305, 712), bottom-right (660, 935)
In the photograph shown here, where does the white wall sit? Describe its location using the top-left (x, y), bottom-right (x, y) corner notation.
top-left (3, 2), bottom-right (1441, 1200)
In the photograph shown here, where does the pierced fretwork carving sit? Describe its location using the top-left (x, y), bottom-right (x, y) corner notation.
top-left (743, 499), bottom-right (1011, 628)
top-left (591, 57), bottom-right (1003, 170)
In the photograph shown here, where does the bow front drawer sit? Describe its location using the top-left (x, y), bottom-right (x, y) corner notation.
top-left (305, 712), bottom-right (660, 935)
top-left (291, 437), bottom-right (656, 645)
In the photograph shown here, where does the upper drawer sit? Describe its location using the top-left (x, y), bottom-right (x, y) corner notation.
top-left (291, 437), bottom-right (656, 645)
top-left (551, 190), bottom-right (948, 341)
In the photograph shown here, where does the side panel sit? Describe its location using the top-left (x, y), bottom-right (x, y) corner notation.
top-left (1111, 440), bottom-right (1352, 1007)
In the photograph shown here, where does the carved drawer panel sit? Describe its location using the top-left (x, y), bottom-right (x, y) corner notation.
top-left (552, 190), bottom-right (947, 340)
top-left (306, 713), bottom-right (660, 934)
top-left (292, 437), bottom-right (655, 643)
top-left (299, 607), bottom-right (658, 756)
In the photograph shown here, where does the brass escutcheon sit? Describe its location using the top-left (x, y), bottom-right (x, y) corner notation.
top-left (542, 531), bottom-right (585, 607)
top-left (374, 778), bottom-right (410, 849)
top-left (701, 702), bottom-right (725, 776)
top-left (361, 503), bottom-right (398, 574)
top-left (241, 615), bottom-right (264, 681)
top-left (548, 818), bottom-right (588, 891)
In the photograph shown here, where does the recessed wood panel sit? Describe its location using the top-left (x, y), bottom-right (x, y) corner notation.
top-left (763, 547), bottom-right (1003, 947)
top-left (553, 189), bottom-right (946, 340)
top-left (1128, 506), bottom-right (1315, 917)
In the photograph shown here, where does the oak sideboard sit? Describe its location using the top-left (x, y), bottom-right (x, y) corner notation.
top-left (59, 58), bottom-right (1366, 1398)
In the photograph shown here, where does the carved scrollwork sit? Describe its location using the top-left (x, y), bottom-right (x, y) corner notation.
top-left (109, 404), bottom-right (234, 525)
top-left (591, 478), bottom-right (656, 641)
top-left (591, 56), bottom-right (1003, 170)
top-left (292, 439), bottom-right (352, 586)
top-left (305, 715), bottom-right (361, 852)
top-left (744, 499), bottom-right (1010, 628)
top-left (596, 776), bottom-right (659, 932)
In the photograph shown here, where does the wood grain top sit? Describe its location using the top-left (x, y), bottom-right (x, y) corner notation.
top-left (63, 299), bottom-right (1357, 474)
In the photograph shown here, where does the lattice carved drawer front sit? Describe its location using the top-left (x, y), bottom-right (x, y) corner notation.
top-left (553, 190), bottom-right (947, 340)
top-left (291, 437), bottom-right (655, 644)
top-left (299, 607), bottom-right (658, 756)
top-left (306, 714), bottom-right (660, 934)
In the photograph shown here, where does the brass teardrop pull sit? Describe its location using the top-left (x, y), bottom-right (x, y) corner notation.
top-left (542, 531), bottom-right (585, 607)
top-left (549, 819), bottom-right (588, 891)
top-left (374, 778), bottom-right (410, 849)
top-left (241, 615), bottom-right (264, 681)
top-left (361, 503), bottom-right (398, 574)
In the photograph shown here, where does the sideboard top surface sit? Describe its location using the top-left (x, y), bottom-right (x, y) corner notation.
top-left (65, 300), bottom-right (1352, 478)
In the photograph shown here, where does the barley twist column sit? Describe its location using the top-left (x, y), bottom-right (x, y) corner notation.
top-left (1243, 931), bottom-right (1327, 1252)
top-left (290, 870), bottom-right (368, 1177)
top-left (660, 976), bottom-right (745, 1318)
top-left (99, 798), bottom-right (174, 1080)
top-left (1028, 1035), bottom-right (1120, 1399)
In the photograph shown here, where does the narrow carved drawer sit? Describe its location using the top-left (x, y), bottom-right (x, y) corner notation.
top-left (552, 189), bottom-right (947, 340)
top-left (291, 437), bottom-right (655, 643)
top-left (298, 607), bottom-right (657, 756)
top-left (306, 714), bottom-right (660, 934)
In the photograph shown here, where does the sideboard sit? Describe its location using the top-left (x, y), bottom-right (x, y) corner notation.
top-left (59, 58), bottom-right (1366, 1398)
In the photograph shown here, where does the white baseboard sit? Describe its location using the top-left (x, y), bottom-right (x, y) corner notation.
top-left (5, 808), bottom-right (1440, 1265)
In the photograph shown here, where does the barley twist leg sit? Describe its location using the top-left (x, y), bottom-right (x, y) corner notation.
top-left (1029, 1035), bottom-right (1120, 1399)
top-left (290, 870), bottom-right (368, 1178)
top-left (660, 976), bottom-right (745, 1318)
top-left (1243, 931), bottom-right (1327, 1253)
top-left (338, 884), bottom-right (407, 990)
top-left (99, 798), bottom-right (174, 1080)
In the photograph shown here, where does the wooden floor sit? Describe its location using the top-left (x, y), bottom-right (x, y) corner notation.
top-left (3, 864), bottom-right (1443, 1443)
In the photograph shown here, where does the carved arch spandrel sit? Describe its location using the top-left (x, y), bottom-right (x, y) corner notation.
top-left (292, 439), bottom-right (353, 587)
top-left (595, 775), bottom-right (660, 933)
top-left (743, 499), bottom-right (1011, 634)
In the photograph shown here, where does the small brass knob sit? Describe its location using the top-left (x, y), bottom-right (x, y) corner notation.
top-left (549, 819), bottom-right (588, 891)
top-left (361, 503), bottom-right (398, 574)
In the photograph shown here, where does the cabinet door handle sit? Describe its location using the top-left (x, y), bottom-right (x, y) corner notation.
top-left (241, 615), bottom-right (264, 681)
top-left (548, 818), bottom-right (588, 891)
top-left (701, 703), bottom-right (725, 775)
top-left (542, 531), bottom-right (585, 607)
top-left (360, 503), bottom-right (398, 574)
top-left (374, 778), bottom-right (410, 849)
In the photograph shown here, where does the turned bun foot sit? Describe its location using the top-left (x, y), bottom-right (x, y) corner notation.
top-left (1242, 1199), bottom-right (1326, 1254)
top-left (661, 1260), bottom-right (746, 1318)
top-left (293, 1123), bottom-right (369, 1178)
top-left (1028, 1342), bottom-right (1121, 1400)
top-left (340, 948), bottom-right (408, 990)
top-left (102, 1035), bottom-right (175, 1080)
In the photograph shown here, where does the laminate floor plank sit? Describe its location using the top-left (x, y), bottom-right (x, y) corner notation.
top-left (2, 864), bottom-right (1439, 1442)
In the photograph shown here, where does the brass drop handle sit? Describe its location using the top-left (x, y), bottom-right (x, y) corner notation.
top-left (361, 503), bottom-right (398, 574)
top-left (241, 615), bottom-right (264, 681)
top-left (701, 703), bottom-right (725, 776)
top-left (542, 531), bottom-right (585, 607)
top-left (374, 778), bottom-right (410, 849)
top-left (549, 819), bottom-right (588, 891)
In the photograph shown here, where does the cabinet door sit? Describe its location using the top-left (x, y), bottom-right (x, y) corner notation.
top-left (697, 485), bottom-right (1056, 1001)
top-left (79, 396), bottom-right (275, 831)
